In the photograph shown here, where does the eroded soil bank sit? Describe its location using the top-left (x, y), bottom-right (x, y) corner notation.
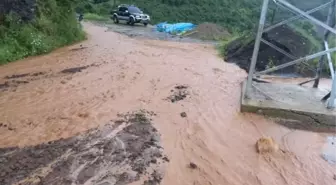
top-left (0, 22), bottom-right (334, 185)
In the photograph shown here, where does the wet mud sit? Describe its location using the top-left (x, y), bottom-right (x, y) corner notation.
top-left (0, 110), bottom-right (167, 185)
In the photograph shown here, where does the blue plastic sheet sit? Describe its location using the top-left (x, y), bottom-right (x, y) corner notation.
top-left (156, 22), bottom-right (195, 34)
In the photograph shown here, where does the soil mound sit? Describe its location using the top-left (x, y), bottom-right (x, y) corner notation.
top-left (188, 23), bottom-right (230, 40)
top-left (224, 25), bottom-right (313, 76)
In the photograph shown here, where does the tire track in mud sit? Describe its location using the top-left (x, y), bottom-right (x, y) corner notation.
top-left (0, 110), bottom-right (168, 185)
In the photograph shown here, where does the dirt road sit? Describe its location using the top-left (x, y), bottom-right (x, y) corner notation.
top-left (0, 22), bottom-right (334, 185)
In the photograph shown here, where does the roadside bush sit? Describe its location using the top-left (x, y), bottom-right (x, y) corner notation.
top-left (84, 13), bottom-right (109, 21)
top-left (0, 0), bottom-right (86, 64)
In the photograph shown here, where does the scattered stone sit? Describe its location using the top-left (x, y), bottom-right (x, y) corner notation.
top-left (333, 174), bottom-right (336, 180)
top-left (60, 80), bottom-right (67, 84)
top-left (256, 137), bottom-right (279, 154)
top-left (150, 158), bottom-right (157, 164)
top-left (189, 162), bottom-right (198, 169)
top-left (162, 156), bottom-right (170, 162)
top-left (180, 112), bottom-right (187, 118)
top-left (175, 85), bottom-right (188, 90)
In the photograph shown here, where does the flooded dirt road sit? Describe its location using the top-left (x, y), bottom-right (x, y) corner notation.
top-left (0, 22), bottom-right (335, 185)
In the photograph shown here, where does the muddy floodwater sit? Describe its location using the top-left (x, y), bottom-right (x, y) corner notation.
top-left (0, 22), bottom-right (335, 185)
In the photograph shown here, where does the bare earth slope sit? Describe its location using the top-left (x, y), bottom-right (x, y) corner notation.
top-left (0, 23), bottom-right (334, 185)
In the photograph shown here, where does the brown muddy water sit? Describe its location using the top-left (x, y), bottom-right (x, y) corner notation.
top-left (0, 22), bottom-right (335, 185)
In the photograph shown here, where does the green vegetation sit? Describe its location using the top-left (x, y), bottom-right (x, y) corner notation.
top-left (217, 32), bottom-right (253, 58)
top-left (84, 13), bottom-right (110, 21)
top-left (0, 0), bottom-right (86, 64)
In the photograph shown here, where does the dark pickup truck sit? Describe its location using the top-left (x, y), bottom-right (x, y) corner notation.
top-left (111, 4), bottom-right (150, 26)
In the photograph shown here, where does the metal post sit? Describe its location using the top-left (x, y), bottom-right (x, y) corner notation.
top-left (313, 0), bottom-right (335, 88)
top-left (274, 0), bottom-right (336, 35)
top-left (325, 41), bottom-right (335, 80)
top-left (256, 47), bottom-right (336, 75)
top-left (245, 0), bottom-right (269, 98)
top-left (264, 1), bottom-right (332, 32)
top-left (260, 39), bottom-right (316, 73)
top-left (327, 71), bottom-right (336, 109)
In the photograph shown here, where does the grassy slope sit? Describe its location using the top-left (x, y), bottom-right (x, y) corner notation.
top-left (0, 0), bottom-right (86, 64)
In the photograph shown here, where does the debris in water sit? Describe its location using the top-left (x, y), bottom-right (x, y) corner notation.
top-left (256, 137), bottom-right (279, 154)
top-left (12, 80), bottom-right (29, 84)
top-left (0, 82), bottom-right (9, 90)
top-left (180, 112), bottom-right (187, 118)
top-left (5, 72), bottom-right (46, 79)
top-left (167, 85), bottom-right (189, 103)
top-left (70, 46), bottom-right (88, 52)
top-left (189, 162), bottom-right (198, 169)
top-left (60, 66), bottom-right (89, 74)
top-left (162, 156), bottom-right (170, 162)
top-left (175, 85), bottom-right (188, 90)
top-left (4, 73), bottom-right (30, 79)
top-left (31, 72), bottom-right (46, 77)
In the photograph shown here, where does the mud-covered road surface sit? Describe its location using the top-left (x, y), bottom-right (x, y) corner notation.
top-left (0, 22), bottom-right (335, 185)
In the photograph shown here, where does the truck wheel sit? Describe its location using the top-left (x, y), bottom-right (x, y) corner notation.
top-left (143, 23), bottom-right (148, 26)
top-left (129, 17), bottom-right (135, 26)
top-left (113, 15), bottom-right (119, 24)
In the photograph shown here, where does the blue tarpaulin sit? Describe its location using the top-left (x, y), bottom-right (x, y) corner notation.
top-left (156, 22), bottom-right (195, 34)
